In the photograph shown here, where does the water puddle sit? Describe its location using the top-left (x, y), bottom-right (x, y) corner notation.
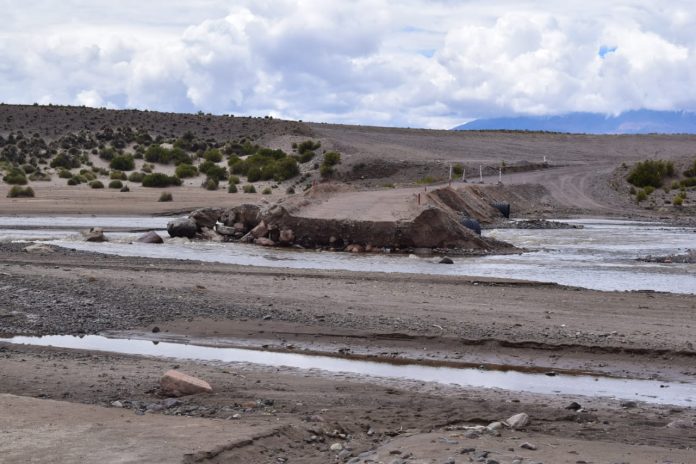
top-left (4, 335), bottom-right (694, 407)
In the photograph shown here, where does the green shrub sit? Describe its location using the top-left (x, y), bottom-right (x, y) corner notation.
top-left (50, 153), bottom-right (81, 169)
top-left (323, 151), bottom-right (341, 166)
top-left (262, 187), bottom-right (272, 195)
top-left (158, 192), bottom-right (173, 202)
top-left (683, 160), bottom-right (696, 177)
top-left (29, 171), bottom-right (51, 181)
top-left (175, 163), bottom-right (199, 178)
top-left (108, 180), bottom-right (123, 189)
top-left (680, 177), bottom-right (696, 188)
top-left (141, 173), bottom-right (182, 188)
top-left (58, 169), bottom-right (72, 179)
top-left (246, 166), bottom-right (261, 182)
top-left (141, 163), bottom-right (154, 173)
top-left (21, 164), bottom-right (36, 174)
top-left (90, 180), bottom-right (104, 189)
top-left (627, 160), bottom-right (674, 188)
top-left (319, 163), bottom-right (334, 178)
top-left (67, 176), bottom-right (81, 186)
top-left (110, 170), bottom-right (127, 180)
top-left (416, 176), bottom-right (436, 185)
top-left (242, 184), bottom-right (256, 193)
top-left (110, 154), bottom-right (135, 171)
top-left (644, 186), bottom-right (655, 195)
top-left (671, 180), bottom-right (680, 190)
top-left (144, 145), bottom-right (192, 165)
top-left (203, 148), bottom-right (222, 162)
top-left (452, 163), bottom-right (464, 178)
top-left (7, 185), bottom-right (34, 198)
top-left (128, 172), bottom-right (144, 183)
top-left (227, 155), bottom-right (242, 167)
top-left (228, 175), bottom-right (240, 185)
top-left (228, 183), bottom-right (238, 193)
top-left (202, 178), bottom-right (219, 190)
top-left (673, 195), bottom-right (683, 206)
top-left (272, 157), bottom-right (299, 181)
top-left (199, 161), bottom-right (227, 181)
top-left (79, 169), bottom-right (96, 181)
top-left (635, 189), bottom-right (647, 203)
top-left (4, 168), bottom-right (27, 185)
top-left (99, 148), bottom-right (117, 161)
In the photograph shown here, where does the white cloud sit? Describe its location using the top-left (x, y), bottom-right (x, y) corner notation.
top-left (2, 0), bottom-right (696, 128)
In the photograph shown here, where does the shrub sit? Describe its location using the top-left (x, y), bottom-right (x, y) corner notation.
top-left (7, 185), bottom-right (34, 198)
top-left (144, 145), bottom-right (192, 165)
top-left (228, 175), bottom-right (240, 185)
top-left (90, 180), bottom-right (104, 189)
top-left (21, 164), bottom-right (36, 174)
top-left (4, 167), bottom-right (27, 185)
top-left (680, 177), bottom-right (696, 188)
top-left (58, 169), bottom-right (72, 179)
top-left (203, 148), bottom-right (222, 162)
top-left (627, 160), bottom-right (674, 188)
top-left (141, 163), bottom-right (154, 173)
top-left (671, 180), bottom-right (680, 190)
top-left (228, 183), bottom-right (238, 193)
top-left (246, 166), bottom-right (261, 182)
top-left (110, 170), bottom-right (127, 180)
top-left (175, 163), bottom-right (199, 178)
top-left (262, 187), bottom-right (272, 195)
top-left (29, 171), bottom-right (51, 181)
top-left (99, 147), bottom-right (117, 161)
top-left (110, 154), bottom-right (135, 171)
top-left (108, 180), bottom-right (123, 189)
top-left (452, 163), bottom-right (464, 178)
top-left (158, 192), bottom-right (173, 202)
top-left (242, 184), bottom-right (256, 193)
top-left (141, 173), bottom-right (182, 188)
top-left (202, 178), bottom-right (219, 190)
top-left (635, 189), bottom-right (647, 203)
top-left (323, 151), bottom-right (341, 166)
top-left (67, 176), bottom-right (82, 185)
top-left (673, 195), bottom-right (684, 206)
top-left (128, 172), bottom-right (144, 183)
top-left (416, 176), bottom-right (436, 185)
top-left (297, 140), bottom-right (321, 154)
top-left (683, 160), bottom-right (696, 177)
top-left (272, 157), bottom-right (299, 181)
top-left (319, 163), bottom-right (334, 178)
top-left (199, 161), bottom-right (227, 181)
top-left (644, 186), bottom-right (655, 196)
top-left (79, 169), bottom-right (96, 181)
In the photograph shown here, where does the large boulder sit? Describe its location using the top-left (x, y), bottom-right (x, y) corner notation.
top-left (279, 228), bottom-right (295, 245)
top-left (189, 208), bottom-right (223, 230)
top-left (250, 220), bottom-right (268, 239)
top-left (136, 231), bottom-right (164, 244)
top-left (82, 227), bottom-right (107, 242)
top-left (223, 204), bottom-right (262, 228)
top-left (160, 370), bottom-right (213, 397)
top-left (167, 218), bottom-right (197, 238)
top-left (23, 243), bottom-right (55, 254)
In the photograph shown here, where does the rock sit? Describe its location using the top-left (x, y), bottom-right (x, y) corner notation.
top-left (199, 227), bottom-right (223, 242)
top-left (345, 244), bottom-right (365, 253)
top-left (255, 237), bottom-right (276, 247)
top-left (520, 442), bottom-right (537, 450)
top-left (329, 443), bottom-right (343, 452)
top-left (82, 227), bottom-right (107, 242)
top-left (279, 228), bottom-right (295, 245)
top-left (486, 422), bottom-right (503, 433)
top-left (23, 243), bottom-right (55, 253)
top-left (463, 430), bottom-right (480, 439)
top-left (505, 413), bottom-right (530, 429)
top-left (566, 401), bottom-right (582, 411)
top-left (162, 398), bottom-right (181, 409)
top-left (251, 220), bottom-right (269, 238)
top-left (439, 257), bottom-right (454, 264)
top-left (159, 370), bottom-right (213, 397)
top-left (110, 400), bottom-right (123, 408)
top-left (215, 224), bottom-right (237, 236)
top-left (167, 218), bottom-right (197, 239)
top-left (189, 208), bottom-right (223, 229)
top-left (620, 400), bottom-right (638, 409)
top-left (152, 326), bottom-right (160, 333)
top-left (221, 204), bottom-right (262, 228)
top-left (136, 231), bottom-right (163, 244)
top-left (442, 458), bottom-right (455, 464)
top-left (667, 419), bottom-right (694, 429)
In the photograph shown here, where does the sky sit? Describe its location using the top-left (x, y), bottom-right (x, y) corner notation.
top-left (1, 0), bottom-right (696, 128)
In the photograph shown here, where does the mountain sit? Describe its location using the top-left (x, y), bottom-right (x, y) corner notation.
top-left (453, 110), bottom-right (696, 134)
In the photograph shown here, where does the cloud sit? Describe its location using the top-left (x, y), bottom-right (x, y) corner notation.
top-left (2, 0), bottom-right (696, 128)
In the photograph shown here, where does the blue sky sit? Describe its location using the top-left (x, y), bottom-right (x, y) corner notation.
top-left (1, 0), bottom-right (695, 128)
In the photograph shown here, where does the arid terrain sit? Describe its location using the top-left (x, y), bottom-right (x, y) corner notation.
top-left (1, 105), bottom-right (695, 463)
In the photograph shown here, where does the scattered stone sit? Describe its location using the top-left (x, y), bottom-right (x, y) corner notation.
top-left (159, 370), bottom-right (213, 397)
top-left (110, 400), bottom-right (123, 408)
top-left (345, 243), bottom-right (365, 253)
top-left (439, 257), bottom-right (454, 264)
top-left (566, 401), bottom-right (582, 411)
top-left (167, 218), bottom-right (197, 239)
top-left (23, 243), bottom-right (55, 253)
top-left (520, 442), bottom-right (537, 450)
top-left (255, 237), bottom-right (275, 247)
top-left (82, 227), bottom-right (107, 242)
top-left (487, 421), bottom-right (504, 432)
top-left (329, 443), bottom-right (343, 452)
top-left (464, 430), bottom-right (481, 439)
top-left (667, 419), bottom-right (694, 429)
top-left (505, 413), bottom-right (530, 429)
top-left (136, 231), bottom-right (164, 244)
top-left (620, 400), bottom-right (638, 409)
top-left (443, 458), bottom-right (455, 464)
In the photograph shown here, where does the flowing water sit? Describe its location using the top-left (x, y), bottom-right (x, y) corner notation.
top-left (3, 334), bottom-right (694, 406)
top-left (1, 216), bottom-right (694, 293)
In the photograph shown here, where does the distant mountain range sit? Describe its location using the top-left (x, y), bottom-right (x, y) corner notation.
top-left (453, 110), bottom-right (696, 134)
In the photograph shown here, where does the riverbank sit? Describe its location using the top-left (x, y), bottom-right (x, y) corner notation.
top-left (1, 243), bottom-right (695, 462)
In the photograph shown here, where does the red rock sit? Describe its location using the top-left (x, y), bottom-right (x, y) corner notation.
top-left (251, 220), bottom-right (268, 238)
top-left (160, 370), bottom-right (213, 397)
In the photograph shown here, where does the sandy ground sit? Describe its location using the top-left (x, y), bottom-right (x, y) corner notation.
top-left (1, 244), bottom-right (695, 462)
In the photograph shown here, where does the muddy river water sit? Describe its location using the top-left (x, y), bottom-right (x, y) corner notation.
top-left (1, 216), bottom-right (693, 293)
